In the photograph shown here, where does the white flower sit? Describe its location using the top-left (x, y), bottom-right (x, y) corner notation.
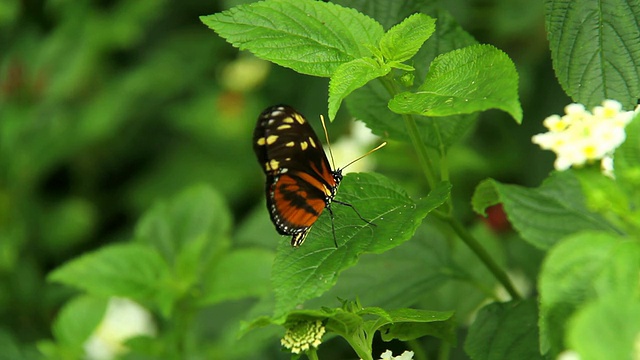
top-left (377, 350), bottom-right (415, 360)
top-left (557, 350), bottom-right (581, 360)
top-left (83, 297), bottom-right (156, 360)
top-left (532, 99), bottom-right (635, 173)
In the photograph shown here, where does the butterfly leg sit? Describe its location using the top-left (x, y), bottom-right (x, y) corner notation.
top-left (333, 200), bottom-right (377, 227)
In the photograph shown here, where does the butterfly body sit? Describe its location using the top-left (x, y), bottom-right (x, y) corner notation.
top-left (253, 105), bottom-right (342, 247)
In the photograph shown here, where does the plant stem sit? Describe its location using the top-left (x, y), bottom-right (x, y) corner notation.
top-left (407, 339), bottom-right (429, 360)
top-left (379, 73), bottom-right (520, 301)
top-left (307, 348), bottom-right (320, 360)
top-left (435, 212), bottom-right (522, 301)
top-left (437, 340), bottom-right (450, 360)
top-left (379, 77), bottom-right (438, 190)
top-left (402, 112), bottom-right (438, 190)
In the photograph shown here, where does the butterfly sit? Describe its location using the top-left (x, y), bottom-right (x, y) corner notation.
top-left (253, 105), bottom-right (385, 247)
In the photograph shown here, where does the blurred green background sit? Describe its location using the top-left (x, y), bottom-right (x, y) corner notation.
top-left (1, 0), bottom-right (569, 358)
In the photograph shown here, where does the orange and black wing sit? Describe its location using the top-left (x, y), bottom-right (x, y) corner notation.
top-left (253, 105), bottom-right (340, 247)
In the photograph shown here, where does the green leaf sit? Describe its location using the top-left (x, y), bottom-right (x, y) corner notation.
top-left (308, 223), bottom-right (504, 322)
top-left (379, 13), bottom-right (436, 62)
top-left (201, 0), bottom-right (384, 77)
top-left (615, 112), bottom-right (640, 202)
top-left (328, 57), bottom-right (391, 121)
top-left (472, 172), bottom-right (618, 249)
top-left (378, 308), bottom-right (456, 344)
top-left (1, 329), bottom-right (40, 360)
top-left (544, 0), bottom-right (640, 108)
top-left (48, 243), bottom-right (171, 303)
top-left (52, 295), bottom-right (108, 347)
top-left (135, 184), bottom-right (231, 265)
top-left (465, 299), bottom-right (543, 360)
top-left (567, 295), bottom-right (640, 360)
top-left (271, 174), bottom-right (450, 318)
top-left (572, 167), bottom-right (640, 234)
top-left (592, 241), bottom-right (640, 298)
top-left (345, 6), bottom-right (478, 150)
top-left (349, 79), bottom-right (479, 150)
top-left (306, 228), bottom-right (449, 310)
top-left (199, 248), bottom-right (274, 305)
top-left (538, 231), bottom-right (629, 356)
top-left (389, 44), bottom-right (522, 123)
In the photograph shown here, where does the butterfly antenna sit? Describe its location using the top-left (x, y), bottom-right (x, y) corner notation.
top-left (340, 142), bottom-right (387, 170)
top-left (320, 114), bottom-right (337, 170)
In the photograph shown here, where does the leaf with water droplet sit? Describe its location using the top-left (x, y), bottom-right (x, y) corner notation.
top-left (388, 44), bottom-right (522, 123)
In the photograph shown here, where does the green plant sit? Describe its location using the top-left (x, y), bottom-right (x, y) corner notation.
top-left (3, 0), bottom-right (639, 359)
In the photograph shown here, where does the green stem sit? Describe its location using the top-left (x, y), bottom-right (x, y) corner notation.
top-left (379, 77), bottom-right (438, 190)
top-left (307, 348), bottom-right (320, 360)
top-left (378, 73), bottom-right (520, 301)
top-left (403, 112), bottom-right (438, 190)
top-left (437, 340), bottom-right (450, 360)
top-left (435, 212), bottom-right (521, 301)
top-left (407, 339), bottom-right (429, 360)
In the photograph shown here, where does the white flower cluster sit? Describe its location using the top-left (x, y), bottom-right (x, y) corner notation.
top-left (280, 320), bottom-right (326, 354)
top-left (362, 350), bottom-right (414, 360)
top-left (378, 350), bottom-right (415, 360)
top-left (532, 100), bottom-right (636, 173)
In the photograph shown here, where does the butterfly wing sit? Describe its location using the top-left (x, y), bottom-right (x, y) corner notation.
top-left (253, 105), bottom-right (339, 246)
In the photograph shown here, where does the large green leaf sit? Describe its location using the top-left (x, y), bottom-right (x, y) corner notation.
top-left (307, 222), bottom-right (504, 321)
top-left (538, 232), bottom-right (633, 356)
top-left (271, 174), bottom-right (450, 318)
top-left (48, 243), bottom-right (171, 303)
top-left (201, 0), bottom-right (384, 77)
top-left (544, 0), bottom-right (640, 108)
top-left (465, 299), bottom-right (543, 360)
top-left (472, 172), bottom-right (619, 249)
top-left (389, 44), bottom-right (522, 123)
top-left (567, 295), bottom-right (640, 360)
top-left (199, 248), bottom-right (274, 306)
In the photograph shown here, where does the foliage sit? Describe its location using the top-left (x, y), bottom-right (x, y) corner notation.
top-left (2, 0), bottom-right (640, 359)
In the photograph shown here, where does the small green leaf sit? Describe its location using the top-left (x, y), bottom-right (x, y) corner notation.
top-left (544, 0), bottom-right (640, 108)
top-left (199, 248), bottom-right (274, 305)
top-left (379, 13), bottom-right (436, 62)
top-left (568, 295), bottom-right (640, 360)
top-left (538, 231), bottom-right (627, 356)
top-left (378, 308), bottom-right (456, 344)
top-left (328, 57), bottom-right (390, 120)
top-left (271, 174), bottom-right (450, 318)
top-left (52, 295), bottom-right (108, 347)
top-left (201, 0), bottom-right (384, 77)
top-left (465, 299), bottom-right (543, 360)
top-left (472, 172), bottom-right (618, 249)
top-left (48, 243), bottom-right (171, 302)
top-left (389, 44), bottom-right (522, 122)
top-left (346, 7), bottom-right (478, 150)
